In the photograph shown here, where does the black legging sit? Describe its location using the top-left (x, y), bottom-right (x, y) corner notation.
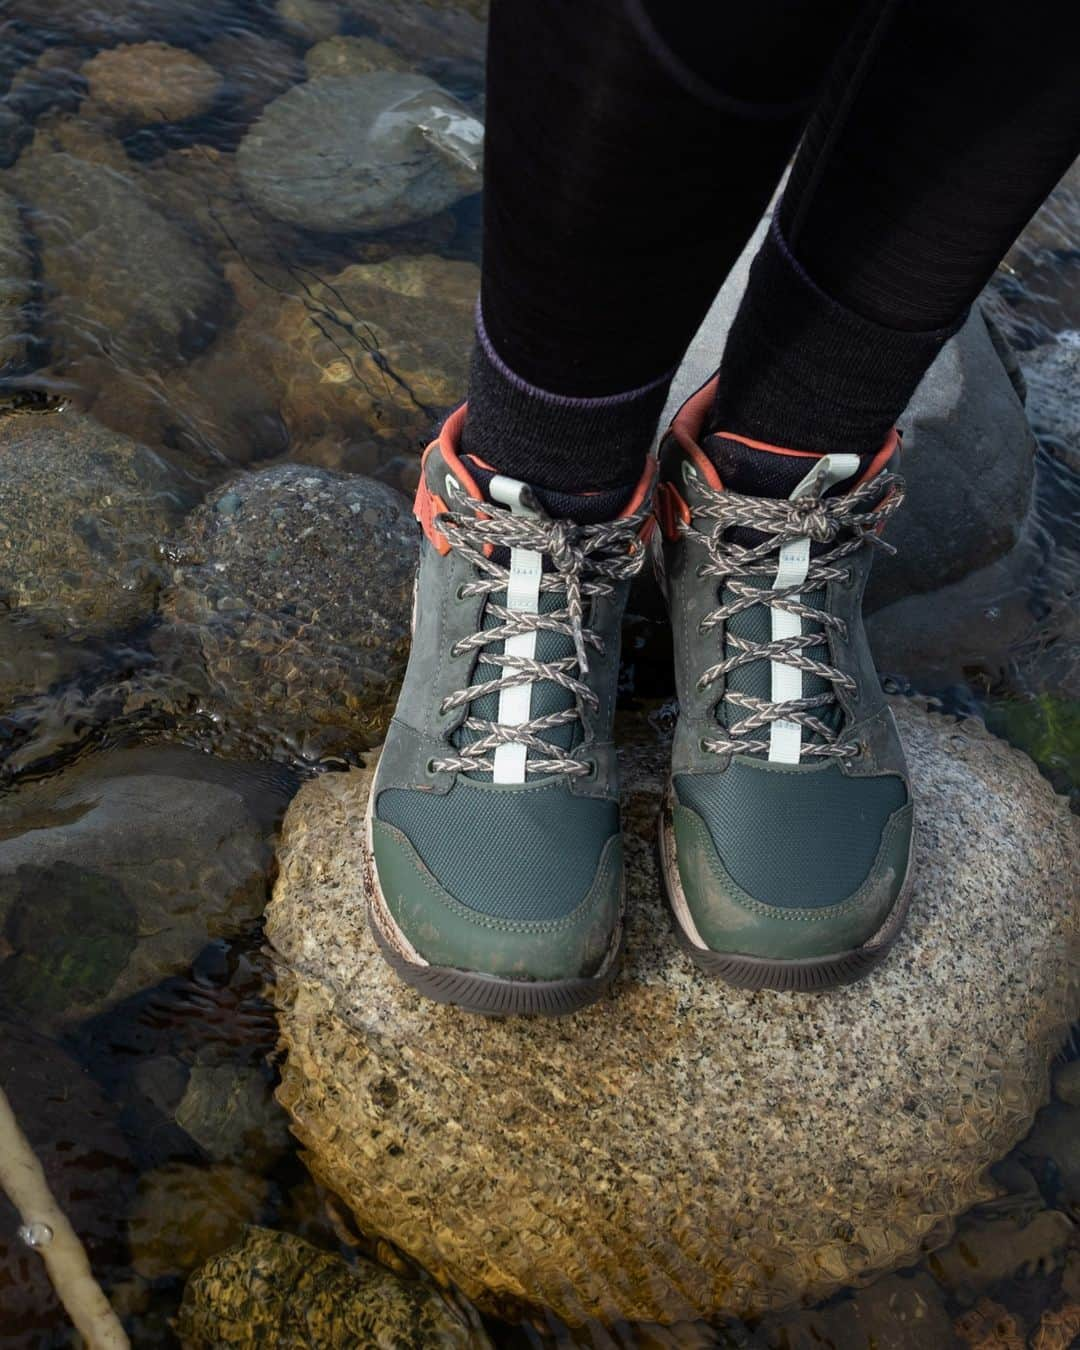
top-left (468, 0), bottom-right (1080, 487)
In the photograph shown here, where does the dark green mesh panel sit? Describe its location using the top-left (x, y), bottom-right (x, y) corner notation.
top-left (376, 779), bottom-right (617, 920)
top-left (675, 762), bottom-right (907, 907)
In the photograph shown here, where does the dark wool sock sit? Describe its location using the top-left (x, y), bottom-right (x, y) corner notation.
top-left (460, 307), bottom-right (671, 494)
top-left (701, 432), bottom-right (881, 499)
top-left (709, 218), bottom-right (960, 456)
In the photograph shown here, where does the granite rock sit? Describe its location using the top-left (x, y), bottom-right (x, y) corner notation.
top-left (159, 466), bottom-right (415, 759)
top-left (0, 409), bottom-right (194, 635)
top-left (266, 701), bottom-right (1079, 1325)
top-left (178, 1227), bottom-right (490, 1348)
top-left (83, 42), bottom-right (223, 125)
top-left (236, 73), bottom-right (481, 233)
top-left (11, 151), bottom-right (228, 372)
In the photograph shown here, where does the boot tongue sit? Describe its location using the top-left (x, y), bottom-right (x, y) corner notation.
top-left (452, 456), bottom-right (629, 779)
top-left (698, 434), bottom-right (876, 755)
top-left (701, 433), bottom-right (878, 501)
top-left (461, 456), bottom-right (635, 524)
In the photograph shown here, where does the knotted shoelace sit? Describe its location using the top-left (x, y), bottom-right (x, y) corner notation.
top-left (683, 471), bottom-right (905, 759)
top-left (431, 481), bottom-right (651, 777)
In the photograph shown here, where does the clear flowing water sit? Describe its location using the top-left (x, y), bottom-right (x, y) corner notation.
top-left (0, 3), bottom-right (1075, 1348)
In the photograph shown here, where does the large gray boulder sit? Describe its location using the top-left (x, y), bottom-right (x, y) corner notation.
top-left (266, 700), bottom-right (1079, 1326)
top-left (662, 219), bottom-right (1043, 687)
top-left (236, 73), bottom-right (482, 233)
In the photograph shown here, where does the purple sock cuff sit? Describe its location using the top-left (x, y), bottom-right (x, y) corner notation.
top-left (474, 300), bottom-right (676, 409)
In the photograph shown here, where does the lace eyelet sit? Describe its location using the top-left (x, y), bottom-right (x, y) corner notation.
top-left (699, 737), bottom-right (710, 753)
top-left (455, 584), bottom-right (468, 601)
top-left (425, 758), bottom-right (439, 776)
top-left (695, 565), bottom-right (707, 579)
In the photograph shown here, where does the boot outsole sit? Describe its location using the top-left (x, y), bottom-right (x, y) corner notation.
top-left (657, 785), bottom-right (915, 993)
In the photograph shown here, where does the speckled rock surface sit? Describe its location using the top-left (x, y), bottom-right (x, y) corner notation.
top-left (266, 701), bottom-right (1080, 1325)
top-left (83, 42), bottom-right (223, 124)
top-left (236, 73), bottom-right (481, 233)
top-left (177, 1228), bottom-right (490, 1348)
top-left (0, 409), bottom-right (193, 634)
top-left (159, 466), bottom-right (415, 758)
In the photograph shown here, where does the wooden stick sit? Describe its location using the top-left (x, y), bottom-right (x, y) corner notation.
top-left (0, 1084), bottom-right (130, 1349)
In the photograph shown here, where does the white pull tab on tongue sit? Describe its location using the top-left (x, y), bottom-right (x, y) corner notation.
top-left (768, 453), bottom-right (861, 765)
top-left (488, 475), bottom-right (542, 784)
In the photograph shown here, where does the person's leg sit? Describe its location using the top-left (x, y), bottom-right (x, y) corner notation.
top-left (709, 0), bottom-right (1080, 454)
top-left (462, 0), bottom-right (864, 492)
top-left (656, 0), bottom-right (1080, 992)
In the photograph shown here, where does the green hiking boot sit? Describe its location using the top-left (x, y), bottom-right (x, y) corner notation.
top-left (364, 406), bottom-right (656, 1015)
top-left (653, 377), bottom-right (916, 991)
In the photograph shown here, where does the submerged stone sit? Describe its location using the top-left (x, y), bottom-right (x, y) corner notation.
top-left (11, 151), bottom-right (227, 371)
top-left (178, 1227), bottom-right (490, 1348)
top-left (0, 746), bottom-right (274, 1025)
top-left (160, 466), bottom-right (415, 759)
top-left (267, 701), bottom-right (1080, 1325)
top-left (0, 409), bottom-right (194, 636)
top-left (236, 73), bottom-right (482, 233)
top-left (82, 42), bottom-right (223, 125)
top-left (0, 186), bottom-right (32, 375)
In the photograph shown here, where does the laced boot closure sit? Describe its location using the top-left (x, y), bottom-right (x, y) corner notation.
top-left (365, 407), bottom-right (656, 1016)
top-left (432, 475), bottom-right (650, 780)
top-left (654, 375), bottom-right (916, 992)
top-left (681, 455), bottom-right (905, 762)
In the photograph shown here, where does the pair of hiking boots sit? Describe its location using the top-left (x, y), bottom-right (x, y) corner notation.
top-left (364, 378), bottom-right (915, 1015)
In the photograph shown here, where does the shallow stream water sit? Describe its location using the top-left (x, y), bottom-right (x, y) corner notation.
top-left (0, 3), bottom-right (1077, 1348)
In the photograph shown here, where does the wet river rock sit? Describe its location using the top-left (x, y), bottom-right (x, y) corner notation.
top-left (266, 701), bottom-right (1080, 1325)
top-left (82, 42), bottom-right (223, 126)
top-left (178, 1227), bottom-right (490, 1348)
top-left (160, 466), bottom-right (415, 759)
top-left (0, 410), bottom-right (194, 636)
top-left (0, 746), bottom-right (273, 1027)
top-left (10, 151), bottom-right (228, 372)
top-left (266, 252), bottom-right (477, 456)
top-left (236, 73), bottom-right (482, 233)
top-left (0, 187), bottom-right (32, 376)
